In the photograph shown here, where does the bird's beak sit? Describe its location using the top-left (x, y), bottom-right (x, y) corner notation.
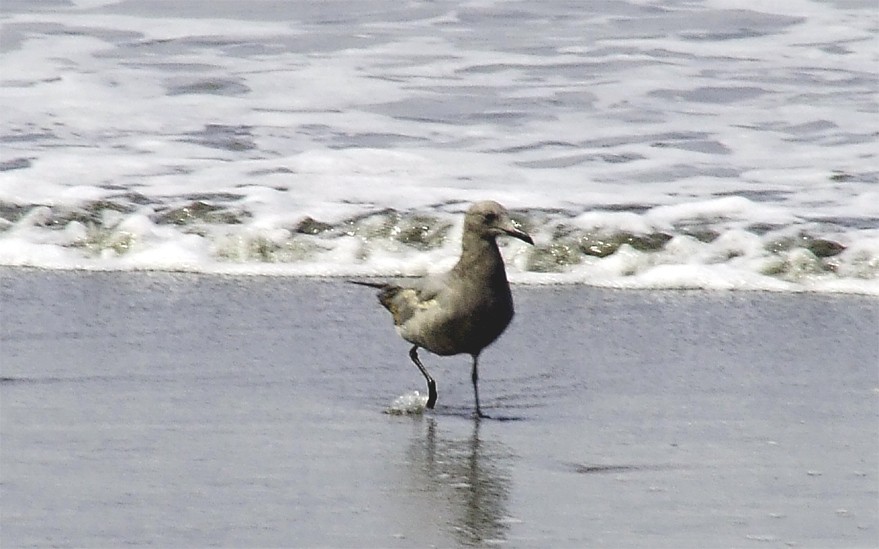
top-left (503, 226), bottom-right (534, 245)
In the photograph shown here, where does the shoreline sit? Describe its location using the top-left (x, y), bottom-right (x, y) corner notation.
top-left (2, 265), bottom-right (877, 297)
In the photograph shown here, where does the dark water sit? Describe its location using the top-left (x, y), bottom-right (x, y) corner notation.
top-left (1, 269), bottom-right (877, 547)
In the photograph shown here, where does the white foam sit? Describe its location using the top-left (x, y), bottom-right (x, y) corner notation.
top-left (0, 0), bottom-right (876, 294)
top-left (385, 391), bottom-right (430, 415)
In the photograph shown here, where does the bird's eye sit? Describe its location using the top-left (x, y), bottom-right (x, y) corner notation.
top-left (484, 212), bottom-right (498, 223)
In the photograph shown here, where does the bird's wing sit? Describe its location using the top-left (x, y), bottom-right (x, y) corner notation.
top-left (375, 275), bottom-right (446, 327)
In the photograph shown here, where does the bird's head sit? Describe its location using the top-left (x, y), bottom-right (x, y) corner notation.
top-left (465, 201), bottom-right (534, 245)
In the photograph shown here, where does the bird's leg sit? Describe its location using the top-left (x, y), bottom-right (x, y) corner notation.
top-left (409, 346), bottom-right (437, 409)
top-left (471, 354), bottom-right (488, 419)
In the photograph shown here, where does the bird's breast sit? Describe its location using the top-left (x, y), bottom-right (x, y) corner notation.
top-left (403, 288), bottom-right (513, 356)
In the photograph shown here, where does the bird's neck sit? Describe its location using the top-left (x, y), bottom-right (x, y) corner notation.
top-left (454, 233), bottom-right (507, 282)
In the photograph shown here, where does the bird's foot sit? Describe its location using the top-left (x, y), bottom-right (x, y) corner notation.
top-left (426, 380), bottom-right (437, 409)
top-left (474, 409), bottom-right (490, 420)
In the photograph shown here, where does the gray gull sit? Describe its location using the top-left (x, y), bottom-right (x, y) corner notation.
top-left (351, 200), bottom-right (533, 418)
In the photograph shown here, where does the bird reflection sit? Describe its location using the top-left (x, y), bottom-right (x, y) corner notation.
top-left (405, 418), bottom-right (513, 546)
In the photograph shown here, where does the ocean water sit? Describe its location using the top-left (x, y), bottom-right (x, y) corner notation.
top-left (1, 0), bottom-right (878, 293)
top-left (2, 272), bottom-right (878, 547)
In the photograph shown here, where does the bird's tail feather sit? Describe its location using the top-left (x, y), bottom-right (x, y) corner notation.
top-left (347, 280), bottom-right (387, 289)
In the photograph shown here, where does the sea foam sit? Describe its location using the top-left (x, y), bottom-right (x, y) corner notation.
top-left (0, 0), bottom-right (876, 294)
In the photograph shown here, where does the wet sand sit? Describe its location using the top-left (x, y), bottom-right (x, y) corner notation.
top-left (1, 268), bottom-right (877, 547)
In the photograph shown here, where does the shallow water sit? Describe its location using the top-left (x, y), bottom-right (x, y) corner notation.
top-left (2, 269), bottom-right (877, 547)
top-left (1, 1), bottom-right (877, 292)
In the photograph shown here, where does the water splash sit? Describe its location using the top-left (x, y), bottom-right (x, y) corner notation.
top-left (385, 390), bottom-right (429, 415)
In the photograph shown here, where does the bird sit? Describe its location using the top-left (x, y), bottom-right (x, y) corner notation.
top-left (351, 200), bottom-right (533, 418)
